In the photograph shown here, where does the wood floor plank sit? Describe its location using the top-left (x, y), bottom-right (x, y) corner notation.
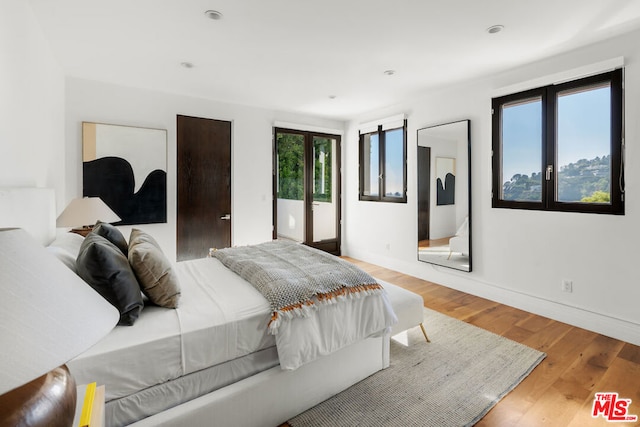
top-left (619, 343), bottom-right (640, 365)
top-left (524, 321), bottom-right (574, 354)
top-left (516, 314), bottom-right (555, 333)
top-left (441, 298), bottom-right (499, 322)
top-left (560, 335), bottom-right (625, 391)
top-left (515, 383), bottom-right (586, 427)
top-left (465, 305), bottom-right (532, 336)
top-left (567, 358), bottom-right (640, 427)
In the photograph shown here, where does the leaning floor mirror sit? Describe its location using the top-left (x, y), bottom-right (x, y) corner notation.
top-left (417, 119), bottom-right (471, 271)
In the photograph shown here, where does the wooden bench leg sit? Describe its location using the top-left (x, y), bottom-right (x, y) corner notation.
top-left (420, 323), bottom-right (430, 342)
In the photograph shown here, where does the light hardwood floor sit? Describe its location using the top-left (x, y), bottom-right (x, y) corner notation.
top-left (285, 258), bottom-right (640, 426)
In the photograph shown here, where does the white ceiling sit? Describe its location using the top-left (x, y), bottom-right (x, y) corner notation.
top-left (27, 0), bottom-right (640, 120)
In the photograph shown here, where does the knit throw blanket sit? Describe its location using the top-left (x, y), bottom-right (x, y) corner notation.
top-left (213, 240), bottom-right (383, 334)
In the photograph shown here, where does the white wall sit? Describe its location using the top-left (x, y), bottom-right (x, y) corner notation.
top-left (0, 0), bottom-right (65, 208)
top-left (277, 198), bottom-right (304, 241)
top-left (65, 78), bottom-right (344, 259)
top-left (344, 29), bottom-right (640, 346)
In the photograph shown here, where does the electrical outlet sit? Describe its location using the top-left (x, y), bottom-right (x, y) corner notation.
top-left (561, 279), bottom-right (573, 293)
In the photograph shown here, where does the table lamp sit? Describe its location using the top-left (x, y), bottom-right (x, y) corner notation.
top-left (0, 228), bottom-right (119, 426)
top-left (56, 197), bottom-right (121, 236)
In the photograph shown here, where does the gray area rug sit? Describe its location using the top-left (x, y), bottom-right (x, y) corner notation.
top-left (289, 308), bottom-right (546, 427)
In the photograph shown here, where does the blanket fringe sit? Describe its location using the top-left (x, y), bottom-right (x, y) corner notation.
top-left (267, 283), bottom-right (383, 335)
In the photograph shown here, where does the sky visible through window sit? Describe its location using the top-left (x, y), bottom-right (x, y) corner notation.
top-left (384, 128), bottom-right (404, 196)
top-left (502, 99), bottom-right (542, 184)
top-left (557, 85), bottom-right (610, 170)
top-left (502, 86), bottom-right (610, 183)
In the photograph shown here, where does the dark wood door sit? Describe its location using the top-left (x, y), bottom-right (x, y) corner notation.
top-left (177, 115), bottom-right (231, 261)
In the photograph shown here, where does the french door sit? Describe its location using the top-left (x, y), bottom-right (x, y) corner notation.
top-left (273, 128), bottom-right (341, 255)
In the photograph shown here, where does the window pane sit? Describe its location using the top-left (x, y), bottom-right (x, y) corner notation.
top-left (362, 133), bottom-right (379, 197)
top-left (556, 83), bottom-right (611, 203)
top-left (276, 132), bottom-right (304, 201)
top-left (501, 97), bottom-right (543, 202)
top-left (384, 128), bottom-right (404, 198)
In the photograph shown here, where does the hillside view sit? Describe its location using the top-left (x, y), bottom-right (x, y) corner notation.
top-left (503, 155), bottom-right (611, 202)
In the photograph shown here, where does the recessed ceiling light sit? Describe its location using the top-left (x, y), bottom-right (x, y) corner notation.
top-left (383, 70), bottom-right (395, 76)
top-left (204, 10), bottom-right (223, 20)
top-left (487, 25), bottom-right (504, 34)
top-left (180, 62), bottom-right (194, 69)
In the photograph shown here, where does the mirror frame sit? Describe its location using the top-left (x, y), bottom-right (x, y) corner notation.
top-left (416, 119), bottom-right (471, 272)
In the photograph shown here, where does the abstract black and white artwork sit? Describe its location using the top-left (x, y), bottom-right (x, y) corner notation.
top-left (82, 122), bottom-right (167, 225)
top-left (436, 157), bottom-right (455, 206)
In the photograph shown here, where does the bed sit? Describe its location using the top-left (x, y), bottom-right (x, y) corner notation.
top-left (1, 187), bottom-right (399, 427)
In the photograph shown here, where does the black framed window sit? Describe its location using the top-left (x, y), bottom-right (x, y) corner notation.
top-left (359, 119), bottom-right (407, 203)
top-left (492, 69), bottom-right (624, 215)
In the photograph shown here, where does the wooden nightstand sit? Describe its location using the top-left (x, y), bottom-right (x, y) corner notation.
top-left (69, 227), bottom-right (93, 237)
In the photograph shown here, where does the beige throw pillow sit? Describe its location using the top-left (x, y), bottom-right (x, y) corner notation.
top-left (128, 229), bottom-right (181, 308)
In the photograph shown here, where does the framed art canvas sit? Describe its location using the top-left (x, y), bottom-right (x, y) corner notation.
top-left (82, 122), bottom-right (167, 225)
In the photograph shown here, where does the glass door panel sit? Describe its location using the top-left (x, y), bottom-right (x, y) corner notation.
top-left (276, 132), bottom-right (305, 242)
top-left (312, 136), bottom-right (337, 242)
top-left (274, 128), bottom-right (341, 254)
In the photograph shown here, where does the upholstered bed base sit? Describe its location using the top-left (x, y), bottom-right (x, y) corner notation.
top-left (131, 334), bottom-right (389, 427)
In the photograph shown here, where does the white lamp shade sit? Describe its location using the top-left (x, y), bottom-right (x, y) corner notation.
top-left (0, 228), bottom-right (119, 395)
top-left (56, 197), bottom-right (121, 227)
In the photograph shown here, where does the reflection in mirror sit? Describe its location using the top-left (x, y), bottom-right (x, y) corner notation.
top-left (417, 120), bottom-right (471, 271)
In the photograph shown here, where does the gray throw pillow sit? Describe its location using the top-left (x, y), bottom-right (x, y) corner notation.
top-left (76, 233), bottom-right (143, 325)
top-left (92, 221), bottom-right (128, 256)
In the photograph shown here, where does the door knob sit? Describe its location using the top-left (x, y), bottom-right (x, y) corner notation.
top-left (220, 214), bottom-right (231, 220)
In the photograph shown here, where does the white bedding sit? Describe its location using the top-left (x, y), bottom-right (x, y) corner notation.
top-left (69, 255), bottom-right (396, 400)
top-left (275, 287), bottom-right (395, 369)
top-left (175, 258), bottom-right (275, 375)
top-left (69, 257), bottom-right (275, 401)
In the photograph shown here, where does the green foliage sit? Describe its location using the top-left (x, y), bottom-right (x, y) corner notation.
top-left (276, 134), bottom-right (333, 202)
top-left (581, 190), bottom-right (610, 203)
top-left (277, 133), bottom-right (304, 200)
top-left (556, 155), bottom-right (610, 202)
top-left (502, 172), bottom-right (543, 201)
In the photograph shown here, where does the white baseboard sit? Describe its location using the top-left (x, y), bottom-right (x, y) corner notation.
top-left (346, 246), bottom-right (640, 347)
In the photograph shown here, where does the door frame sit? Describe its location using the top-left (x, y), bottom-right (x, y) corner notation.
top-left (272, 127), bottom-right (342, 255)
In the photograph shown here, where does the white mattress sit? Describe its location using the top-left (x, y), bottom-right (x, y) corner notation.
top-left (68, 257), bottom-right (276, 401)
